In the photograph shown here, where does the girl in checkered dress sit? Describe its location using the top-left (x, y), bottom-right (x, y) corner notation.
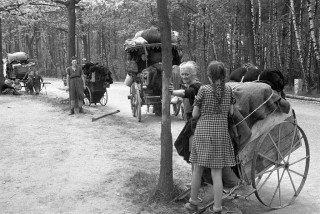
top-left (186, 61), bottom-right (236, 213)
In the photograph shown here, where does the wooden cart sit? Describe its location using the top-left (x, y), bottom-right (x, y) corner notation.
top-left (84, 81), bottom-right (109, 106)
top-left (174, 102), bottom-right (310, 213)
top-left (125, 43), bottom-right (182, 122)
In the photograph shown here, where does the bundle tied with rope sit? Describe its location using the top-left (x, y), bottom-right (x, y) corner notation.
top-left (227, 81), bottom-right (291, 151)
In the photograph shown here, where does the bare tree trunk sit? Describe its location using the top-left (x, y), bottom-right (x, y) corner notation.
top-left (307, 0), bottom-right (320, 92)
top-left (290, 0), bottom-right (308, 91)
top-left (155, 0), bottom-right (174, 201)
top-left (245, 0), bottom-right (256, 64)
top-left (0, 17), bottom-right (4, 89)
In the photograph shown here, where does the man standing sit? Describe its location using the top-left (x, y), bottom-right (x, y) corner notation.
top-left (66, 56), bottom-right (86, 115)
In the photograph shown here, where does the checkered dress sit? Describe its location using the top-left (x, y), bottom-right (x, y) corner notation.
top-left (190, 84), bottom-right (236, 168)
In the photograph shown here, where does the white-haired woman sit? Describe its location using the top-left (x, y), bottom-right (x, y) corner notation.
top-left (169, 61), bottom-right (201, 121)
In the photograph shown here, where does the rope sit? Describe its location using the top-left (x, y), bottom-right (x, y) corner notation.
top-left (233, 90), bottom-right (274, 128)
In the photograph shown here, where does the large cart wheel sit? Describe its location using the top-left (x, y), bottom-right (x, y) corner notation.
top-left (130, 83), bottom-right (142, 122)
top-left (84, 86), bottom-right (92, 106)
top-left (251, 121), bottom-right (310, 209)
top-left (100, 89), bottom-right (108, 106)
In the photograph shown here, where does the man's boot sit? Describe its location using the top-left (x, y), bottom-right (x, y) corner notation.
top-left (69, 108), bottom-right (75, 115)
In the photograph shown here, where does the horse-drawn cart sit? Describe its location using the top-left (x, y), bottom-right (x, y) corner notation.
top-left (124, 27), bottom-right (182, 122)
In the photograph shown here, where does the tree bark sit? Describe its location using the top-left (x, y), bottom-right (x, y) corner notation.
top-left (155, 0), bottom-right (174, 201)
top-left (244, 0), bottom-right (256, 65)
top-left (290, 0), bottom-right (308, 91)
top-left (0, 17), bottom-right (4, 90)
top-left (307, 0), bottom-right (320, 92)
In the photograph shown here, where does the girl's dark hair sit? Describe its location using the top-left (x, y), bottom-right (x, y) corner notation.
top-left (207, 61), bottom-right (226, 113)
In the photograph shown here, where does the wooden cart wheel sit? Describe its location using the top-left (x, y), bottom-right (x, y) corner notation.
top-left (251, 121), bottom-right (310, 209)
top-left (130, 84), bottom-right (137, 117)
top-left (100, 88), bottom-right (108, 106)
top-left (133, 84), bottom-right (142, 122)
top-left (84, 86), bottom-right (92, 106)
top-left (172, 100), bottom-right (182, 116)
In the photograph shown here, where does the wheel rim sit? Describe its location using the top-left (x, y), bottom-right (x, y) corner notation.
top-left (130, 85), bottom-right (137, 117)
top-left (172, 100), bottom-right (181, 116)
top-left (84, 86), bottom-right (91, 106)
top-left (100, 89), bottom-right (108, 106)
top-left (251, 121), bottom-right (310, 209)
top-left (135, 92), bottom-right (141, 122)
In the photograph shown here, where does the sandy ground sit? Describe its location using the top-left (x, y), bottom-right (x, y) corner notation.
top-left (1, 78), bottom-right (319, 214)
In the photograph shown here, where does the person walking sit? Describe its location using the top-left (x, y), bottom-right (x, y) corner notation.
top-left (186, 61), bottom-right (236, 213)
top-left (66, 56), bottom-right (86, 115)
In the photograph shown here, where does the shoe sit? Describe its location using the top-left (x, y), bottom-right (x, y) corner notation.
top-left (79, 107), bottom-right (84, 114)
top-left (184, 198), bottom-right (202, 212)
top-left (184, 202), bottom-right (198, 212)
top-left (69, 109), bottom-right (75, 115)
top-left (209, 206), bottom-right (222, 214)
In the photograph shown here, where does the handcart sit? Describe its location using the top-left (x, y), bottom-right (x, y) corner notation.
top-left (174, 84), bottom-right (310, 213)
top-left (82, 62), bottom-right (113, 106)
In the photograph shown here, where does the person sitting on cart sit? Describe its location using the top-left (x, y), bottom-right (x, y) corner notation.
top-left (1, 78), bottom-right (21, 95)
top-left (66, 56), bottom-right (86, 115)
top-left (13, 79), bottom-right (22, 91)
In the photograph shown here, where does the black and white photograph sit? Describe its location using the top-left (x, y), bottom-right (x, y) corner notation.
top-left (0, 0), bottom-right (319, 213)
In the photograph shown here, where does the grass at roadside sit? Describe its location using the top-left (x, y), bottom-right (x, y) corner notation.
top-left (124, 171), bottom-right (188, 214)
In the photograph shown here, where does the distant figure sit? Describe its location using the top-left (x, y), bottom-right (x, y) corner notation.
top-left (1, 79), bottom-right (21, 95)
top-left (13, 79), bottom-right (22, 91)
top-left (66, 56), bottom-right (86, 115)
top-left (25, 68), bottom-right (35, 94)
top-left (33, 71), bottom-right (43, 95)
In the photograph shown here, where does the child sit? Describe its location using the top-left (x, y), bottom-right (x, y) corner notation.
top-left (186, 61), bottom-right (236, 213)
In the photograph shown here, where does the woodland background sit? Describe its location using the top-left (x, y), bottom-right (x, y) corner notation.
top-left (0, 0), bottom-right (319, 93)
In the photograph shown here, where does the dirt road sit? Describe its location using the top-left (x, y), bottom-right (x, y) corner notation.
top-left (0, 79), bottom-right (319, 214)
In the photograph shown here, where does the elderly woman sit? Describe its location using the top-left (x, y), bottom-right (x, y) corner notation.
top-left (170, 61), bottom-right (201, 163)
top-left (169, 61), bottom-right (201, 121)
top-left (66, 57), bottom-right (86, 115)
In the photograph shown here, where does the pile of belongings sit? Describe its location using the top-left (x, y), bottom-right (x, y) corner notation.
top-left (82, 62), bottom-right (113, 84)
top-left (5, 52), bottom-right (35, 79)
top-left (124, 26), bottom-right (179, 51)
top-left (227, 81), bottom-right (291, 150)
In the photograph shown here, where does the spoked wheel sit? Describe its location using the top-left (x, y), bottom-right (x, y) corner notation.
top-left (172, 99), bottom-right (182, 116)
top-left (251, 121), bottom-right (310, 209)
top-left (133, 85), bottom-right (142, 122)
top-left (130, 84), bottom-right (136, 117)
top-left (130, 83), bottom-right (142, 122)
top-left (100, 89), bottom-right (108, 106)
top-left (84, 86), bottom-right (92, 106)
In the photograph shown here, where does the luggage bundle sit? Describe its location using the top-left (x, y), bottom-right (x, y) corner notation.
top-left (124, 26), bottom-right (182, 87)
top-left (82, 62), bottom-right (113, 84)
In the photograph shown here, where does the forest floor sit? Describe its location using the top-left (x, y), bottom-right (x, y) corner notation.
top-left (0, 78), bottom-right (319, 214)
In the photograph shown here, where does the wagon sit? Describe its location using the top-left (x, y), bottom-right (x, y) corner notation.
top-left (82, 63), bottom-right (113, 106)
top-left (174, 83), bottom-right (310, 213)
top-left (125, 42), bottom-right (182, 122)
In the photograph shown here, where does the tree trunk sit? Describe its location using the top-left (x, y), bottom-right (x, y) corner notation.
top-left (290, 0), bottom-right (308, 91)
top-left (307, 0), bottom-right (320, 92)
top-left (66, 0), bottom-right (77, 62)
top-left (244, 0), bottom-right (256, 65)
top-left (155, 0), bottom-right (174, 201)
top-left (0, 17), bottom-right (4, 90)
